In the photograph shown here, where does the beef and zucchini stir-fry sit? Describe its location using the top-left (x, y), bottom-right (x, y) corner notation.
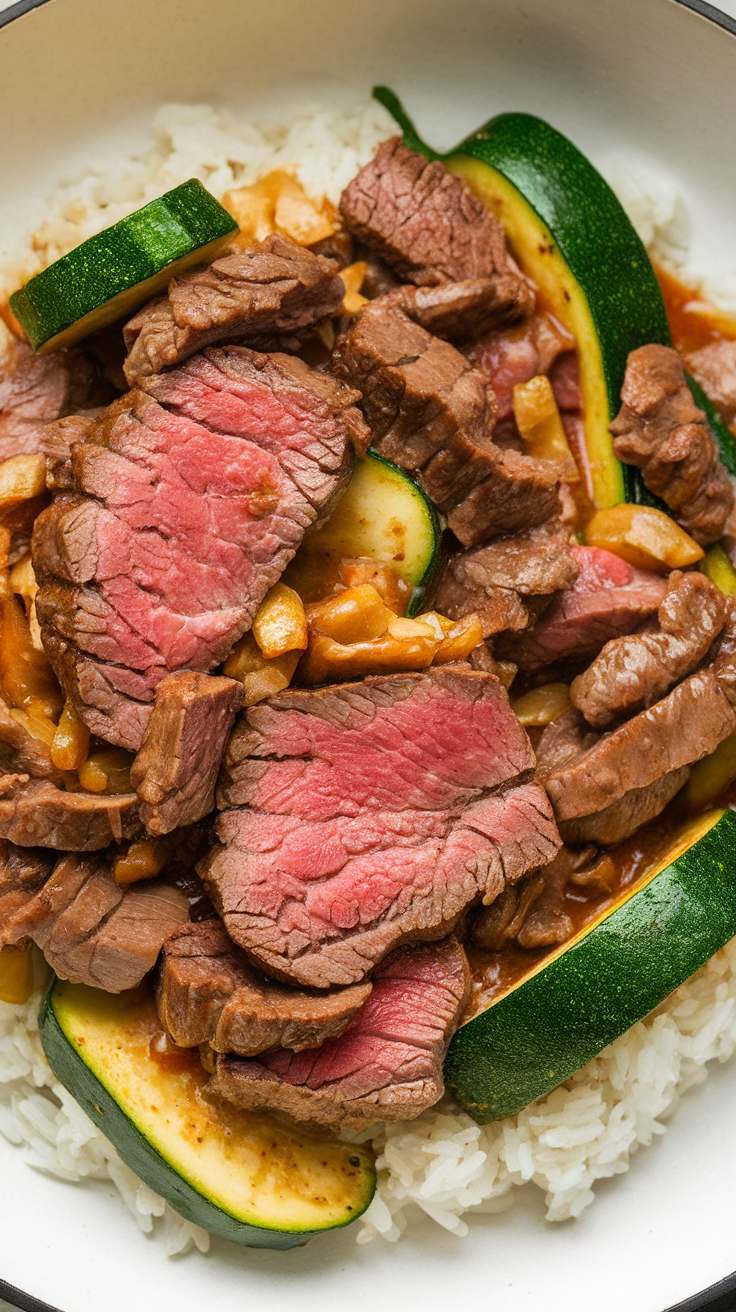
top-left (3, 91), bottom-right (736, 1248)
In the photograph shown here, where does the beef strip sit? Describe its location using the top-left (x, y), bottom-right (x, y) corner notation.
top-left (557, 766), bottom-right (690, 846)
top-left (332, 294), bottom-right (559, 547)
top-left (130, 672), bottom-right (243, 836)
top-left (534, 707), bottom-right (601, 779)
top-left (0, 839), bottom-right (54, 929)
top-left (0, 325), bottom-right (113, 462)
top-left (157, 919), bottom-right (372, 1056)
top-left (122, 235), bottom-right (346, 386)
top-left (0, 843), bottom-right (187, 990)
top-left (202, 668), bottom-right (560, 988)
top-left (42, 415), bottom-right (94, 491)
top-left (685, 340), bottom-right (736, 430)
top-left (207, 937), bottom-right (470, 1128)
top-left (541, 668), bottom-right (736, 826)
top-left (0, 775), bottom-right (140, 849)
top-left (386, 280), bottom-right (533, 344)
top-left (570, 571), bottom-right (726, 728)
top-left (498, 546), bottom-right (668, 672)
top-left (339, 138), bottom-right (533, 318)
top-left (433, 522), bottom-right (578, 638)
top-left (33, 346), bottom-right (361, 750)
top-left (610, 344), bottom-right (733, 546)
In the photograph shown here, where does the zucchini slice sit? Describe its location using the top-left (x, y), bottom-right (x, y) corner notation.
top-left (373, 89), bottom-right (736, 514)
top-left (10, 180), bottom-right (238, 353)
top-left (291, 449), bottom-right (441, 611)
top-left (444, 809), bottom-right (736, 1123)
top-left (40, 979), bottom-right (375, 1248)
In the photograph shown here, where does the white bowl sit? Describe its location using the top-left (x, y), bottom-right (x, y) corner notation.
top-left (1, 1), bottom-right (736, 1309)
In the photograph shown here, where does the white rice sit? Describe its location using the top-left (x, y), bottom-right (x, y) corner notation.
top-left (1, 98), bottom-right (735, 1256)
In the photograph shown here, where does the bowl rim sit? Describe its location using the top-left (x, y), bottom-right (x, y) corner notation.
top-left (0, 0), bottom-right (735, 1309)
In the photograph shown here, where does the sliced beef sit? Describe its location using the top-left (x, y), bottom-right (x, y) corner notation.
top-left (203, 668), bottom-right (560, 988)
top-left (0, 327), bottom-right (113, 462)
top-left (498, 546), bottom-right (668, 672)
top-left (157, 919), bottom-right (372, 1055)
top-left (0, 843), bottom-right (187, 990)
top-left (0, 775), bottom-right (140, 849)
top-left (557, 766), bottom-right (690, 846)
top-left (570, 571), bottom-right (726, 729)
top-left (42, 415), bottom-right (94, 491)
top-left (122, 235), bottom-right (345, 386)
top-left (339, 138), bottom-right (533, 320)
top-left (332, 294), bottom-right (559, 547)
top-left (130, 672), bottom-right (243, 836)
top-left (33, 346), bottom-right (360, 750)
top-left (610, 344), bottom-right (733, 546)
top-left (207, 937), bottom-right (469, 1127)
top-left (0, 698), bottom-right (63, 783)
top-left (685, 339), bottom-right (736, 430)
top-left (541, 668), bottom-right (736, 826)
top-left (534, 706), bottom-right (601, 779)
top-left (386, 279), bottom-right (533, 344)
top-left (0, 840), bottom-right (54, 928)
top-left (433, 522), bottom-right (577, 638)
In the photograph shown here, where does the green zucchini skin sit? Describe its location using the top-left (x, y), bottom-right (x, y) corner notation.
top-left (11, 179), bottom-right (238, 352)
top-left (444, 810), bottom-right (736, 1124)
top-left (453, 112), bottom-right (670, 417)
top-left (39, 983), bottom-right (375, 1248)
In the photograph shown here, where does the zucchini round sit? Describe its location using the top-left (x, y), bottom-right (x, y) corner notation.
top-left (40, 979), bottom-right (375, 1248)
top-left (10, 180), bottom-right (238, 353)
top-left (444, 809), bottom-right (736, 1123)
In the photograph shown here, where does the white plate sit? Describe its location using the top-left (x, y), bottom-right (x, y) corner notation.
top-left (1, 1), bottom-right (736, 1308)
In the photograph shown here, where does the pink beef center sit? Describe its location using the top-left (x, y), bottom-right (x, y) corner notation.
top-left (80, 410), bottom-right (310, 672)
top-left (245, 684), bottom-right (533, 819)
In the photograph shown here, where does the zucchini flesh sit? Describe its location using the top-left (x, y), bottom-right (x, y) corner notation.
top-left (10, 180), bottom-right (238, 353)
top-left (292, 448), bottom-right (440, 607)
top-left (40, 980), bottom-right (375, 1248)
top-left (444, 809), bottom-right (736, 1123)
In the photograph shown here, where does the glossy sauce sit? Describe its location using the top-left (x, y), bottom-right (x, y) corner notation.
top-left (654, 263), bottom-right (736, 355)
top-left (465, 808), bottom-right (704, 1020)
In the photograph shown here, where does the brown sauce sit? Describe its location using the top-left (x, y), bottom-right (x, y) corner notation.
top-left (465, 805), bottom-right (708, 1020)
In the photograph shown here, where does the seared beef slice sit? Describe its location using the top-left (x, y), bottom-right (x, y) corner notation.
top-left (332, 294), bottom-right (559, 547)
top-left (538, 578), bottom-right (735, 844)
top-left (339, 137), bottom-right (531, 317)
top-left (0, 775), bottom-right (140, 850)
top-left (209, 937), bottom-right (470, 1127)
top-left (131, 672), bottom-right (243, 835)
top-left (158, 919), bottom-right (371, 1055)
top-left (498, 546), bottom-right (667, 671)
top-left (610, 344), bottom-right (733, 545)
top-left (0, 842), bottom-right (187, 990)
top-left (33, 346), bottom-right (361, 750)
top-left (0, 326), bottom-right (113, 462)
top-left (201, 668), bottom-right (560, 988)
top-left (570, 571), bottom-right (726, 728)
top-left (123, 234), bottom-right (346, 386)
top-left (434, 523), bottom-right (578, 638)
